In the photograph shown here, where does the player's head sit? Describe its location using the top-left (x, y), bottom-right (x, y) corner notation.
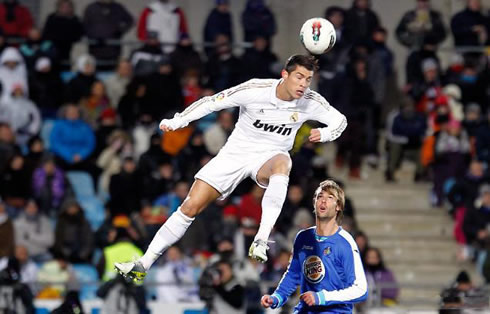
top-left (281, 54), bottom-right (318, 99)
top-left (312, 179), bottom-right (345, 224)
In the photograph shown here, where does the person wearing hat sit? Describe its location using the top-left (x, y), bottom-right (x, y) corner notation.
top-left (130, 30), bottom-right (166, 77)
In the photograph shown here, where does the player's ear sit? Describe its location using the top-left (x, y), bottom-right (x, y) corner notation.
top-left (281, 69), bottom-right (289, 80)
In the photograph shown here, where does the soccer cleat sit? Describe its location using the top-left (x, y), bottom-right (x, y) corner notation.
top-left (114, 260), bottom-right (147, 283)
top-left (248, 239), bottom-right (270, 263)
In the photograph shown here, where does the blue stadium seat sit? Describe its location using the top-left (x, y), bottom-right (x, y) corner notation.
top-left (78, 196), bottom-right (106, 231)
top-left (67, 171), bottom-right (96, 198)
top-left (40, 119), bottom-right (55, 150)
top-left (72, 263), bottom-right (99, 301)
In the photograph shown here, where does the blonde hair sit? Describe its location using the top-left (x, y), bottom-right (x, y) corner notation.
top-left (313, 179), bottom-right (345, 224)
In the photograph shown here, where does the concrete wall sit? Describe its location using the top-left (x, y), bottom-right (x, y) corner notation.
top-left (36, 0), bottom-right (490, 83)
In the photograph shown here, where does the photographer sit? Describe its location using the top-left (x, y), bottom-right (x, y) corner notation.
top-left (199, 259), bottom-right (245, 314)
top-left (0, 256), bottom-right (35, 314)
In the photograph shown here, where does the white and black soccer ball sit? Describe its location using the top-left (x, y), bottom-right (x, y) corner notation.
top-left (300, 17), bottom-right (336, 55)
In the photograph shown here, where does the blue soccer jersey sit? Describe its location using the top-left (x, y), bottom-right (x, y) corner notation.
top-left (271, 226), bottom-right (368, 313)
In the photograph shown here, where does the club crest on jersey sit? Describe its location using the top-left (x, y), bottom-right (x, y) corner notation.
top-left (324, 247), bottom-right (331, 255)
top-left (290, 112), bottom-right (299, 122)
top-left (215, 92), bottom-right (226, 101)
top-left (303, 255), bottom-right (325, 284)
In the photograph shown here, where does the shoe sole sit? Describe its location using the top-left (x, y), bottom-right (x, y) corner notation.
top-left (114, 265), bottom-right (146, 283)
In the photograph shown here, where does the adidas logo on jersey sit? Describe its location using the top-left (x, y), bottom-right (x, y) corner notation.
top-left (253, 120), bottom-right (292, 136)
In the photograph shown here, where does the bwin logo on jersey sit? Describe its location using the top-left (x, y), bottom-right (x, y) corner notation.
top-left (303, 255), bottom-right (325, 284)
top-left (253, 120), bottom-right (292, 136)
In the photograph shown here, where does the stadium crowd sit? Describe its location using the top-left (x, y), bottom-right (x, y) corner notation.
top-left (0, 0), bottom-right (488, 312)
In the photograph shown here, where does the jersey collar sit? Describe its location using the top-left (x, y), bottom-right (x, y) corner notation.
top-left (270, 79), bottom-right (300, 109)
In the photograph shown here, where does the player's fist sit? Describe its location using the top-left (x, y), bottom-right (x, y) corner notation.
top-left (159, 119), bottom-right (174, 132)
top-left (261, 295), bottom-right (277, 308)
top-left (300, 291), bottom-right (317, 306)
top-left (308, 128), bottom-right (322, 142)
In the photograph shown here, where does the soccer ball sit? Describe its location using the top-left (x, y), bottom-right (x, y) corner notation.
top-left (300, 17), bottom-right (336, 55)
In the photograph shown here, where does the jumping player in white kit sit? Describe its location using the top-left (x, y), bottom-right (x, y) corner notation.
top-left (115, 55), bottom-right (347, 283)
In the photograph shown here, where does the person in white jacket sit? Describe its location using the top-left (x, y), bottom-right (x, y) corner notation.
top-left (0, 47), bottom-right (28, 104)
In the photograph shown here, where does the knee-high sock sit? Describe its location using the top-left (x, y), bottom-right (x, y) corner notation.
top-left (140, 207), bottom-right (194, 270)
top-left (255, 174), bottom-right (289, 242)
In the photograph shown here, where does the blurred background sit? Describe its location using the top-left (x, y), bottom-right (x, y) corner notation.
top-left (0, 0), bottom-right (489, 313)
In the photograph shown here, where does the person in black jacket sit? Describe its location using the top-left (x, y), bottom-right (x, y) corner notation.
top-left (204, 0), bottom-right (233, 57)
top-left (396, 0), bottom-right (446, 50)
top-left (83, 0), bottom-right (133, 70)
top-left (451, 0), bottom-right (490, 47)
top-left (343, 0), bottom-right (380, 45)
top-left (42, 0), bottom-right (83, 68)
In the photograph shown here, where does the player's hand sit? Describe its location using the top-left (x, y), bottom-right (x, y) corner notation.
top-left (260, 295), bottom-right (276, 308)
top-left (309, 128), bottom-right (322, 142)
top-left (300, 291), bottom-right (317, 306)
top-left (159, 119), bottom-right (174, 132)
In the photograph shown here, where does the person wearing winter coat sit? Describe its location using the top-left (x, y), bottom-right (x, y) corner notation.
top-left (0, 47), bottom-right (28, 103)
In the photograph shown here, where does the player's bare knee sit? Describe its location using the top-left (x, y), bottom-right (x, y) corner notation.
top-left (271, 155), bottom-right (292, 175)
top-left (179, 201), bottom-right (202, 218)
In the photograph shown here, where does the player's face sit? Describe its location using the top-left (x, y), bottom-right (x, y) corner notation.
top-left (282, 65), bottom-right (313, 99)
top-left (314, 191), bottom-right (339, 220)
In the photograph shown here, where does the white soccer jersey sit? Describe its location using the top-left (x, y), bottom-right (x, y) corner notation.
top-left (164, 78), bottom-right (347, 153)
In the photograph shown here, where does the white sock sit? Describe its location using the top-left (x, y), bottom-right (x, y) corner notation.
top-left (255, 174), bottom-right (289, 242)
top-left (140, 207), bottom-right (194, 270)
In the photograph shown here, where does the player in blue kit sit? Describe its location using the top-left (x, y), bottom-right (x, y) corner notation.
top-left (261, 180), bottom-right (367, 313)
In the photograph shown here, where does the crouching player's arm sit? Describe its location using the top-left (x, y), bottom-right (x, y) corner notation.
top-left (301, 246), bottom-right (368, 307)
top-left (261, 240), bottom-right (301, 309)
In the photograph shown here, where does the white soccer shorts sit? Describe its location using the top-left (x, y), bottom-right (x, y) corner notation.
top-left (195, 148), bottom-right (290, 200)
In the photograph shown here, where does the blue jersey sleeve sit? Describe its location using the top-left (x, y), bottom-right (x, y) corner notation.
top-left (271, 233), bottom-right (302, 308)
top-left (315, 232), bottom-right (368, 306)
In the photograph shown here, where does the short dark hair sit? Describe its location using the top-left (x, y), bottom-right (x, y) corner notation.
top-left (284, 54), bottom-right (319, 73)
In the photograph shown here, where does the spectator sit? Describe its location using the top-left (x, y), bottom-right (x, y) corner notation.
top-left (462, 103), bottom-right (482, 138)
top-left (108, 156), bottom-right (142, 216)
top-left (333, 58), bottom-right (375, 178)
top-left (169, 33), bottom-right (203, 78)
top-left (0, 255), bottom-right (35, 313)
top-left (19, 27), bottom-right (58, 71)
top-left (385, 100), bottom-right (427, 182)
top-left (141, 159), bottom-right (174, 203)
top-left (241, 0), bottom-right (276, 44)
top-left (98, 227), bottom-right (143, 282)
top-left (432, 120), bottom-right (471, 206)
top-left (395, 0), bottom-right (446, 50)
top-left (132, 113), bottom-right (158, 159)
top-left (64, 54), bottom-right (97, 103)
top-left (42, 0), bottom-right (84, 66)
top-left (0, 84), bottom-right (41, 146)
top-left (145, 55), bottom-right (184, 120)
top-left (241, 36), bottom-right (279, 80)
top-left (454, 57), bottom-right (487, 107)
top-left (117, 77), bottom-right (152, 129)
top-left (476, 110), bottom-right (490, 164)
top-left (181, 69), bottom-right (202, 107)
top-left (83, 0), bottom-right (133, 70)
top-left (94, 108), bottom-right (118, 157)
top-left (11, 245), bottom-right (39, 292)
top-left (28, 57), bottom-right (64, 118)
top-left (317, 6), bottom-right (349, 101)
top-left (372, 27), bottom-right (394, 77)
top-left (204, 0), bottom-right (233, 56)
top-left (23, 135), bottom-right (46, 177)
top-left (104, 58), bottom-right (132, 107)
top-left (203, 109), bottom-right (234, 156)
top-left (79, 80), bottom-right (111, 127)
top-left (451, 0), bottom-right (489, 47)
top-left (13, 199), bottom-right (54, 262)
top-left (407, 58), bottom-right (442, 112)
top-left (443, 84), bottom-right (464, 122)
top-left (97, 275), bottom-right (147, 313)
top-left (49, 104), bottom-right (96, 174)
top-left (286, 209), bottom-right (314, 248)
top-left (275, 184), bottom-right (308, 236)
top-left (31, 154), bottom-right (69, 215)
top-left (405, 36), bottom-right (441, 85)
top-left (176, 130), bottom-right (210, 181)
top-left (463, 184), bottom-right (490, 255)
top-left (138, 133), bottom-right (170, 177)
top-left (153, 181), bottom-right (190, 216)
top-left (155, 246), bottom-right (199, 302)
top-left (0, 200), bottom-right (14, 258)
top-left (443, 54), bottom-right (465, 85)
top-left (137, 0), bottom-right (189, 53)
top-left (204, 33), bottom-right (242, 92)
top-left (364, 247), bottom-right (399, 306)
top-left (354, 231), bottom-right (370, 262)
top-left (51, 290), bottom-right (85, 314)
top-left (37, 253), bottom-right (77, 299)
top-left (199, 259), bottom-right (245, 314)
top-left (0, 0), bottom-right (33, 40)
top-left (0, 153), bottom-right (31, 211)
top-left (448, 160), bottom-right (489, 212)
top-left (343, 0), bottom-right (380, 45)
top-left (96, 129), bottom-right (132, 195)
top-left (0, 47), bottom-right (28, 103)
top-left (130, 31), bottom-right (166, 77)
top-left (0, 122), bottom-right (18, 173)
top-left (53, 199), bottom-right (94, 263)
